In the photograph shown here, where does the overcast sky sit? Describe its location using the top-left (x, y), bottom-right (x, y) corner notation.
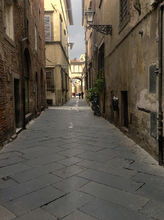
top-left (68, 0), bottom-right (85, 60)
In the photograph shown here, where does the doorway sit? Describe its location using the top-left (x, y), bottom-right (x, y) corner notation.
top-left (121, 91), bottom-right (128, 128)
top-left (14, 79), bottom-right (20, 128)
top-left (35, 72), bottom-right (39, 112)
top-left (98, 43), bottom-right (106, 114)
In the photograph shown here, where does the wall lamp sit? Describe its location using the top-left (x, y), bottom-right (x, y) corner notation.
top-left (85, 7), bottom-right (112, 35)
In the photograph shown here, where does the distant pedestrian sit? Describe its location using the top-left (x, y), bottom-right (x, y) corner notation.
top-left (81, 91), bottom-right (84, 99)
top-left (79, 93), bottom-right (81, 99)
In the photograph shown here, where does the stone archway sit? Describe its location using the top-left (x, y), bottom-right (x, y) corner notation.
top-left (71, 77), bottom-right (82, 97)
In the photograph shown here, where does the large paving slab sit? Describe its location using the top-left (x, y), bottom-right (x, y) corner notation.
top-left (0, 205), bottom-right (16, 220)
top-left (0, 98), bottom-right (164, 219)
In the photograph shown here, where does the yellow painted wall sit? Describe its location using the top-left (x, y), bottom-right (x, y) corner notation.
top-left (45, 0), bottom-right (71, 105)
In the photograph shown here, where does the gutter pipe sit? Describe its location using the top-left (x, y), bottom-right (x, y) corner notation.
top-left (158, 4), bottom-right (164, 165)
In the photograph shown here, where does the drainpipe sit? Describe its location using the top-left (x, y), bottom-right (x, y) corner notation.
top-left (21, 0), bottom-right (27, 129)
top-left (158, 4), bottom-right (164, 165)
top-left (85, 29), bottom-right (88, 90)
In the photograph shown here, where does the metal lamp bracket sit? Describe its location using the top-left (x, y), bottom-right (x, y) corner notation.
top-left (87, 24), bottom-right (112, 35)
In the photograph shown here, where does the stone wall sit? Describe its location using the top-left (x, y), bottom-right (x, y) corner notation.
top-left (0, 0), bottom-right (46, 146)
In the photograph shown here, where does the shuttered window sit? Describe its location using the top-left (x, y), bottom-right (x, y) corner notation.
top-left (44, 15), bottom-right (51, 41)
top-left (46, 71), bottom-right (54, 91)
top-left (120, 0), bottom-right (129, 30)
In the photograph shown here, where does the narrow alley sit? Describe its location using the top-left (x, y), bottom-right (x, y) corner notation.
top-left (0, 99), bottom-right (164, 220)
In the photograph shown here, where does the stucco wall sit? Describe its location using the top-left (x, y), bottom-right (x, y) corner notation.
top-left (84, 0), bottom-right (161, 159)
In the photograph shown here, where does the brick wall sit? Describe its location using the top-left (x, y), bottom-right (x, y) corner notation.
top-left (0, 0), bottom-right (46, 146)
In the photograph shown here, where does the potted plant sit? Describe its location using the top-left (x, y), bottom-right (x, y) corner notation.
top-left (86, 76), bottom-right (104, 116)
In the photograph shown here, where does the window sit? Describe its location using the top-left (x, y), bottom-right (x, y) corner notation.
top-left (72, 65), bottom-right (75, 72)
top-left (60, 19), bottom-right (62, 42)
top-left (4, 1), bottom-right (14, 40)
top-left (149, 65), bottom-right (157, 93)
top-left (46, 71), bottom-right (54, 91)
top-left (44, 15), bottom-right (51, 41)
top-left (98, 43), bottom-right (104, 77)
top-left (120, 0), bottom-right (129, 30)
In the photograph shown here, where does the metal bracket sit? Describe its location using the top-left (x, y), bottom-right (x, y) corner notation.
top-left (154, 68), bottom-right (159, 75)
top-left (87, 25), bottom-right (112, 35)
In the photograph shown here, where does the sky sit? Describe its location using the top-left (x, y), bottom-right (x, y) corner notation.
top-left (68, 0), bottom-right (85, 60)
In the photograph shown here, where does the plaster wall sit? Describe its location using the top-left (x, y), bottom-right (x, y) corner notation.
top-left (84, 0), bottom-right (161, 159)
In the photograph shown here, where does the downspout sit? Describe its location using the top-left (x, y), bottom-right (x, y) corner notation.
top-left (158, 4), bottom-right (164, 165)
top-left (21, 0), bottom-right (27, 129)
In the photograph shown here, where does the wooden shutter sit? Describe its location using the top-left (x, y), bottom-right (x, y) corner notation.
top-left (44, 15), bottom-right (51, 41)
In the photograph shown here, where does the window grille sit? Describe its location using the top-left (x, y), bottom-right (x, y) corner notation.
top-left (120, 0), bottom-right (129, 30)
top-left (44, 15), bottom-right (51, 41)
top-left (46, 71), bottom-right (54, 91)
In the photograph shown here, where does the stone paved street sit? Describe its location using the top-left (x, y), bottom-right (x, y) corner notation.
top-left (0, 98), bottom-right (164, 220)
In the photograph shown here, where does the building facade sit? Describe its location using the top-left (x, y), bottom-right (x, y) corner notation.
top-left (44, 0), bottom-right (73, 106)
top-left (71, 55), bottom-right (85, 96)
top-left (83, 0), bottom-right (164, 163)
top-left (0, 0), bottom-right (46, 146)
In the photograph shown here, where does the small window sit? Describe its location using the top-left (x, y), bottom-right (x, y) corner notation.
top-left (60, 20), bottom-right (62, 42)
top-left (149, 65), bottom-right (157, 93)
top-left (120, 0), bottom-right (129, 30)
top-left (4, 1), bottom-right (14, 40)
top-left (44, 15), bottom-right (51, 41)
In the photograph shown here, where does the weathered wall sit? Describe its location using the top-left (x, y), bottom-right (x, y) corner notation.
top-left (105, 11), bottom-right (158, 157)
top-left (84, 0), bottom-right (161, 159)
top-left (45, 0), bottom-right (71, 106)
top-left (0, 0), bottom-right (46, 145)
